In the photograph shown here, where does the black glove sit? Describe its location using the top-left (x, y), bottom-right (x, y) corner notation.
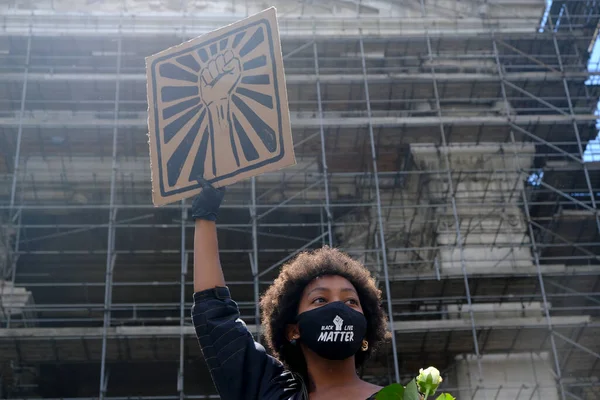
top-left (191, 177), bottom-right (226, 221)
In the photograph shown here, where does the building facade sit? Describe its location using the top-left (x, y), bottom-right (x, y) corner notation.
top-left (1, 0), bottom-right (599, 398)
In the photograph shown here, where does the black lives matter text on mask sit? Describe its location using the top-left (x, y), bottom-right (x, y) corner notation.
top-left (317, 315), bottom-right (355, 342)
top-left (296, 302), bottom-right (367, 360)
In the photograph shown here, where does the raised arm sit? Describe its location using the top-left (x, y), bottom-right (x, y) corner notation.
top-left (193, 219), bottom-right (224, 291)
top-left (191, 178), bottom-right (226, 292)
top-left (190, 179), bottom-right (300, 400)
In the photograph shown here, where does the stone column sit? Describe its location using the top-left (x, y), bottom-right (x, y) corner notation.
top-left (454, 352), bottom-right (559, 400)
top-left (411, 143), bottom-right (536, 274)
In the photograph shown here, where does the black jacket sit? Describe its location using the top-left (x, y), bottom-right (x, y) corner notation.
top-left (191, 287), bottom-right (380, 400)
top-left (192, 286), bottom-right (303, 400)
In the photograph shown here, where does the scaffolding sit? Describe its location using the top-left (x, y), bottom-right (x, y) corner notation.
top-left (0, 0), bottom-right (599, 399)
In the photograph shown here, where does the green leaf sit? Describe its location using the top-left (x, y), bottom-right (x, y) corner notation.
top-left (374, 383), bottom-right (405, 400)
top-left (404, 379), bottom-right (421, 400)
top-left (435, 394), bottom-right (456, 400)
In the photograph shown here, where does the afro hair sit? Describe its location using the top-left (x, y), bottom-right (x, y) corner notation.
top-left (260, 246), bottom-right (389, 383)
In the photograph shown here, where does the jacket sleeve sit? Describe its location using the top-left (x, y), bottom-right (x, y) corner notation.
top-left (191, 286), bottom-right (301, 400)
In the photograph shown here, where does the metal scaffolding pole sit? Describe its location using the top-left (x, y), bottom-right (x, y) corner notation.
top-left (0, 12), bottom-right (555, 38)
top-left (8, 36), bottom-right (30, 211)
top-left (313, 41), bottom-right (333, 246)
top-left (4, 33), bottom-right (30, 328)
top-left (2, 287), bottom-right (599, 311)
top-left (418, 0), bottom-right (484, 387)
top-left (561, 6), bottom-right (596, 109)
top-left (549, 17), bottom-right (600, 234)
top-left (0, 113), bottom-right (596, 129)
top-left (178, 199), bottom-right (187, 400)
top-left (1, 194), bottom-right (595, 213)
top-left (99, 36), bottom-right (122, 400)
top-left (358, 35), bottom-right (400, 384)
top-left (4, 211), bottom-right (21, 329)
top-left (251, 176), bottom-right (261, 342)
top-left (519, 168), bottom-right (568, 400)
top-left (492, 37), bottom-right (567, 400)
top-left (2, 70), bottom-right (599, 84)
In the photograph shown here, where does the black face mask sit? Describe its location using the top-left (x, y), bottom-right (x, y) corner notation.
top-left (296, 302), bottom-right (367, 360)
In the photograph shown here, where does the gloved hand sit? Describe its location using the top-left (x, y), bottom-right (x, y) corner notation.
top-left (191, 177), bottom-right (226, 221)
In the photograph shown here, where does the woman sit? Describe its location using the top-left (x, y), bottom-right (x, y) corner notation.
top-left (191, 179), bottom-right (390, 400)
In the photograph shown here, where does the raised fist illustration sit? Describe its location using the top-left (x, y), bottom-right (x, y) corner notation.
top-left (199, 50), bottom-right (242, 108)
top-left (198, 50), bottom-right (242, 179)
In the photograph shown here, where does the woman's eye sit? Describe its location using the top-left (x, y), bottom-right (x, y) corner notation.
top-left (346, 299), bottom-right (359, 306)
top-left (312, 297), bottom-right (326, 304)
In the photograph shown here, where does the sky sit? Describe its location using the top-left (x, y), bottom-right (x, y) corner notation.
top-left (585, 36), bottom-right (600, 162)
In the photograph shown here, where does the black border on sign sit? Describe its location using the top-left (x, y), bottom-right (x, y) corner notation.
top-left (150, 18), bottom-right (284, 197)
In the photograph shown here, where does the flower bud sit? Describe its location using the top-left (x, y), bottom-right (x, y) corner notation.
top-left (416, 366), bottom-right (443, 395)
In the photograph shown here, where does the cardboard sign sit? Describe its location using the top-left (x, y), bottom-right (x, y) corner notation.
top-left (146, 7), bottom-right (295, 206)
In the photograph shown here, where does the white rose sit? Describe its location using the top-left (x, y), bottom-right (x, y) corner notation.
top-left (416, 366), bottom-right (443, 396)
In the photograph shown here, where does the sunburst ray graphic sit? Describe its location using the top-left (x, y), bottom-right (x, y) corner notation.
top-left (150, 19), bottom-right (284, 196)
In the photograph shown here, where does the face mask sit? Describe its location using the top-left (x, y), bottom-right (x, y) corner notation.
top-left (295, 301), bottom-right (367, 360)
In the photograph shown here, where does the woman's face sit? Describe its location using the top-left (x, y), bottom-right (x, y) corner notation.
top-left (297, 274), bottom-right (364, 315)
